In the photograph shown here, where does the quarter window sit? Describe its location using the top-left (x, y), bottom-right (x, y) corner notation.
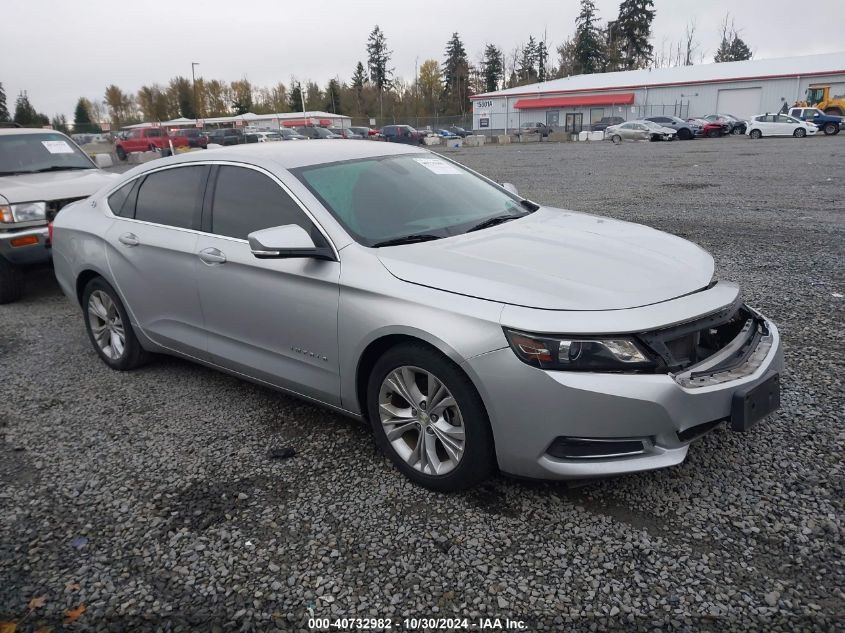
top-left (135, 166), bottom-right (206, 229)
top-left (211, 166), bottom-right (315, 240)
top-left (107, 180), bottom-right (136, 217)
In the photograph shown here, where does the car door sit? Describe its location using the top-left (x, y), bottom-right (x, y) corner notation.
top-left (104, 164), bottom-right (210, 358)
top-left (772, 114), bottom-right (792, 135)
top-left (126, 130), bottom-right (144, 153)
top-left (194, 164), bottom-right (341, 405)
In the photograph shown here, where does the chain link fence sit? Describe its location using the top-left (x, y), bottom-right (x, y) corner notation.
top-left (350, 114), bottom-right (473, 132)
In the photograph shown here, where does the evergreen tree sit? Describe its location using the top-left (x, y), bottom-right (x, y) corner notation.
top-left (441, 32), bottom-right (470, 115)
top-left (615, 0), bottom-right (655, 70)
top-left (324, 78), bottom-right (342, 114)
top-left (14, 91), bottom-right (41, 126)
top-left (288, 82), bottom-right (304, 113)
top-left (728, 37), bottom-right (752, 61)
top-left (518, 36), bottom-right (538, 82)
top-left (73, 97), bottom-right (101, 133)
top-left (537, 41), bottom-right (549, 82)
top-left (352, 61), bottom-right (368, 90)
top-left (366, 25), bottom-right (392, 117)
top-left (573, 0), bottom-right (605, 75)
top-left (714, 16), bottom-right (752, 63)
top-left (0, 83), bottom-right (9, 121)
top-left (167, 77), bottom-right (196, 119)
top-left (482, 44), bottom-right (504, 92)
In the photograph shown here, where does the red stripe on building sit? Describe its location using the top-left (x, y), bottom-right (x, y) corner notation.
top-left (513, 93), bottom-right (635, 109)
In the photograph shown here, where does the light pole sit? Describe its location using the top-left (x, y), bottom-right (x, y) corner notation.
top-left (191, 62), bottom-right (200, 126)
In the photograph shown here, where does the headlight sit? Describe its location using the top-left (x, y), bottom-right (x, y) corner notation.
top-left (504, 329), bottom-right (656, 372)
top-left (0, 202), bottom-right (47, 223)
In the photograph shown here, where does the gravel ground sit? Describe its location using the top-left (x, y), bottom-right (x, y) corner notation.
top-left (1, 136), bottom-right (843, 632)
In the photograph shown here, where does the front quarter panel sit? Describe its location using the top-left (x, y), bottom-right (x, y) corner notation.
top-left (337, 244), bottom-right (507, 414)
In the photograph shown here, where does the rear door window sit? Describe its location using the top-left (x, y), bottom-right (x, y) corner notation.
top-left (135, 166), bottom-right (207, 229)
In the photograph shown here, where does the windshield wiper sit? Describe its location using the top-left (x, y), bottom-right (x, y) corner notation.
top-left (466, 214), bottom-right (523, 233)
top-left (32, 166), bottom-right (94, 173)
top-left (372, 233), bottom-right (442, 247)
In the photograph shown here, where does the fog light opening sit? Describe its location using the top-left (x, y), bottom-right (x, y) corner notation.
top-left (546, 437), bottom-right (646, 460)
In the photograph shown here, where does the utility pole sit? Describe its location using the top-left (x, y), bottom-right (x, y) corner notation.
top-left (191, 62), bottom-right (200, 126)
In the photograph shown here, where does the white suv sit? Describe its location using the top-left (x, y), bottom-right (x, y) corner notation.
top-left (0, 128), bottom-right (118, 303)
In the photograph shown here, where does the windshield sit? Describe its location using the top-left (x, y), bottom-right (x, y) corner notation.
top-left (0, 132), bottom-right (95, 175)
top-left (294, 154), bottom-right (529, 246)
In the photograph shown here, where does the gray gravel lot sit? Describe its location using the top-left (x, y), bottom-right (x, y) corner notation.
top-left (1, 136), bottom-right (844, 632)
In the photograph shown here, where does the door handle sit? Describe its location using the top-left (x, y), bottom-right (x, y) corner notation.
top-left (118, 232), bottom-right (139, 247)
top-left (199, 247), bottom-right (227, 265)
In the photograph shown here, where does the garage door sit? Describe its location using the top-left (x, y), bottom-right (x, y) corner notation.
top-left (716, 87), bottom-right (762, 119)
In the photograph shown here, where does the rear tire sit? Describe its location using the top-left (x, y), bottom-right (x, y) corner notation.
top-left (707, 129), bottom-right (720, 138)
top-left (82, 277), bottom-right (148, 371)
top-left (0, 258), bottom-right (23, 304)
top-left (115, 146), bottom-right (127, 161)
top-left (367, 343), bottom-right (494, 491)
top-left (822, 123), bottom-right (837, 135)
top-left (749, 129), bottom-right (762, 139)
top-left (731, 126), bottom-right (743, 135)
top-left (793, 128), bottom-right (807, 138)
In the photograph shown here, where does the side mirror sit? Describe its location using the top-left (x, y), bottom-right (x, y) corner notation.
top-left (95, 154), bottom-right (113, 168)
top-left (248, 224), bottom-right (334, 260)
top-left (502, 182), bottom-right (519, 196)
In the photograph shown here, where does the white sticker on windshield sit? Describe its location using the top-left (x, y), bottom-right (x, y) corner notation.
top-left (413, 157), bottom-right (462, 175)
top-left (41, 140), bottom-right (75, 154)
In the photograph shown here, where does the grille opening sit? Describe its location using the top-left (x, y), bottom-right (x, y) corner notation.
top-left (546, 437), bottom-right (646, 460)
top-left (677, 419), bottom-right (723, 443)
top-left (46, 197), bottom-right (86, 222)
top-left (639, 304), bottom-right (764, 373)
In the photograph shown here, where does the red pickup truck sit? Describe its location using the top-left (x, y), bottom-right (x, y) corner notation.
top-left (115, 128), bottom-right (189, 160)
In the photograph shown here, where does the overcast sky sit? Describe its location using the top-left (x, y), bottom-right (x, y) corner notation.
top-left (3, 0), bottom-right (844, 120)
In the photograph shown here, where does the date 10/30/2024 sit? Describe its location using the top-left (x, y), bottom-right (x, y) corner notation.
top-left (307, 616), bottom-right (528, 631)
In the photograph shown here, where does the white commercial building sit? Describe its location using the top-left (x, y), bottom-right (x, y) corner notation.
top-left (471, 52), bottom-right (845, 133)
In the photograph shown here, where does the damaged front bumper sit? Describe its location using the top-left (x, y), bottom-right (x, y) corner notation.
top-left (464, 295), bottom-right (783, 480)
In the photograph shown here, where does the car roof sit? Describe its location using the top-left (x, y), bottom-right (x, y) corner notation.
top-left (134, 139), bottom-right (429, 172)
top-left (0, 128), bottom-right (70, 137)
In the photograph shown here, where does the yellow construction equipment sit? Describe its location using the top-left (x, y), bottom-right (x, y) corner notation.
top-left (794, 85), bottom-right (845, 116)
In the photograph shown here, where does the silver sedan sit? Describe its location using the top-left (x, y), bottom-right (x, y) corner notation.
top-left (606, 120), bottom-right (676, 143)
top-left (52, 142), bottom-right (782, 490)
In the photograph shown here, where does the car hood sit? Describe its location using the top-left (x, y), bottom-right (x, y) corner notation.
top-left (0, 169), bottom-right (119, 204)
top-left (376, 208), bottom-right (714, 311)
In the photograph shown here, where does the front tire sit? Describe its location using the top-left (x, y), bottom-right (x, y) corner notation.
top-left (731, 126), bottom-right (743, 135)
top-left (678, 128), bottom-right (692, 140)
top-left (367, 343), bottom-right (494, 491)
top-left (750, 129), bottom-right (762, 139)
top-left (115, 146), bottom-right (127, 161)
top-left (793, 128), bottom-right (807, 138)
top-left (82, 277), bottom-right (148, 370)
top-left (707, 129), bottom-right (720, 138)
top-left (0, 258), bottom-right (23, 304)
top-left (611, 135), bottom-right (622, 144)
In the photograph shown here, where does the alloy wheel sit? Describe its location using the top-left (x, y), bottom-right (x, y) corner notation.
top-left (378, 366), bottom-right (465, 476)
top-left (87, 290), bottom-right (126, 360)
